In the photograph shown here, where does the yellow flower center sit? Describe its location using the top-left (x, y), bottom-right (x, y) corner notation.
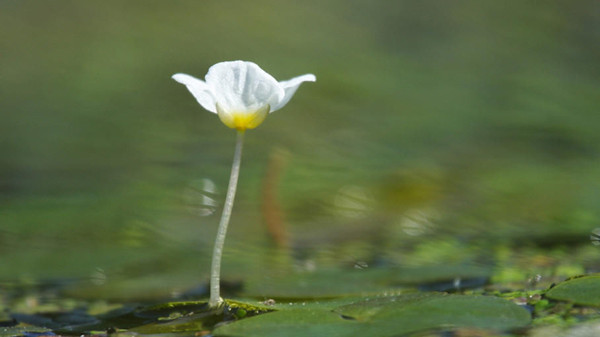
top-left (216, 104), bottom-right (270, 131)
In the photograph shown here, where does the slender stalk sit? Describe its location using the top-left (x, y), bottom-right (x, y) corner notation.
top-left (209, 130), bottom-right (245, 308)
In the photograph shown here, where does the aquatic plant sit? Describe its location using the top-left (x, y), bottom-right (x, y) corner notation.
top-left (172, 61), bottom-right (315, 308)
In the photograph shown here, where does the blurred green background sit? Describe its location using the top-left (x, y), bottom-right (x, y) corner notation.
top-left (1, 1), bottom-right (599, 298)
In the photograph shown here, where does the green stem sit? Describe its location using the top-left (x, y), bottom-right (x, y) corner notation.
top-left (209, 130), bottom-right (245, 308)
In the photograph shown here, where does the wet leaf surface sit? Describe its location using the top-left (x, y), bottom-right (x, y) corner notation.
top-left (8, 273), bottom-right (600, 336)
top-left (213, 293), bottom-right (531, 337)
top-left (545, 274), bottom-right (600, 307)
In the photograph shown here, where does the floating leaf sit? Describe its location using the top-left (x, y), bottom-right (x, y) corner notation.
top-left (214, 308), bottom-right (358, 337)
top-left (332, 293), bottom-right (438, 321)
top-left (214, 293), bottom-right (531, 337)
top-left (335, 293), bottom-right (531, 334)
top-left (545, 275), bottom-right (600, 306)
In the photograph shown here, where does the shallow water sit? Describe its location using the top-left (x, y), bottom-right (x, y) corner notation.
top-left (1, 0), bottom-right (599, 308)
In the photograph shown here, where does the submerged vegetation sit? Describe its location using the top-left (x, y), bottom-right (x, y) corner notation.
top-left (2, 268), bottom-right (600, 336)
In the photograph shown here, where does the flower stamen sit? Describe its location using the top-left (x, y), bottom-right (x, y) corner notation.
top-left (216, 103), bottom-right (270, 131)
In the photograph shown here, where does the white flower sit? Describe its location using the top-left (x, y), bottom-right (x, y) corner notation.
top-left (172, 61), bottom-right (316, 131)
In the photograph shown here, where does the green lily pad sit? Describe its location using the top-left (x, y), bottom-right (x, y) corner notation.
top-left (336, 293), bottom-right (531, 334)
top-left (214, 293), bottom-right (531, 337)
top-left (215, 308), bottom-right (359, 337)
top-left (545, 275), bottom-right (600, 306)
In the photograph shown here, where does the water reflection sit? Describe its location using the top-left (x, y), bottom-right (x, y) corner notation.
top-left (119, 219), bottom-right (159, 248)
top-left (333, 185), bottom-right (375, 219)
top-left (353, 261), bottom-right (369, 270)
top-left (398, 208), bottom-right (438, 237)
top-left (591, 228), bottom-right (600, 246)
top-left (183, 178), bottom-right (219, 217)
top-left (90, 267), bottom-right (106, 286)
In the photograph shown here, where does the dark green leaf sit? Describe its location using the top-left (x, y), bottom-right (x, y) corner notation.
top-left (214, 293), bottom-right (531, 337)
top-left (546, 275), bottom-right (600, 306)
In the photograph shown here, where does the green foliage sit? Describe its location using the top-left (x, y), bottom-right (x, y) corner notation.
top-left (214, 293), bottom-right (531, 337)
top-left (546, 275), bottom-right (600, 307)
top-left (1, 1), bottom-right (600, 336)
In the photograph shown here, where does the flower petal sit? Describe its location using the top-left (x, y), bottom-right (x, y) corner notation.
top-left (272, 74), bottom-right (316, 112)
top-left (205, 61), bottom-right (284, 113)
top-left (172, 73), bottom-right (217, 113)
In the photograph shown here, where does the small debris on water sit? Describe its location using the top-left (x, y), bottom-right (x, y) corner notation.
top-left (262, 299), bottom-right (276, 306)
